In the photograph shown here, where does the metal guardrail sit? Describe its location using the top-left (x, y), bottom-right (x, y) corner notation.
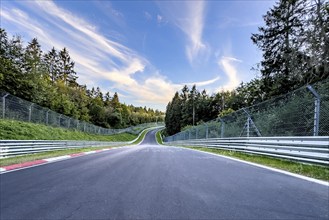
top-left (0, 127), bottom-right (161, 158)
top-left (0, 140), bottom-right (125, 158)
top-left (164, 136), bottom-right (329, 165)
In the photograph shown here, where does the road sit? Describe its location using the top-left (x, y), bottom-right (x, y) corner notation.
top-left (1, 129), bottom-right (328, 219)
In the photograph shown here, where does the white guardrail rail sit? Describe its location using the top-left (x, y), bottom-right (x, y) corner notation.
top-left (164, 136), bottom-right (329, 165)
top-left (0, 140), bottom-right (126, 158)
top-left (0, 127), bottom-right (160, 158)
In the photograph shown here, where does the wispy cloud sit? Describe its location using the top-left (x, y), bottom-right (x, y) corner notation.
top-left (157, 1), bottom-right (208, 65)
top-left (2, 1), bottom-right (218, 110)
top-left (157, 14), bottom-right (163, 23)
top-left (184, 2), bottom-right (207, 64)
top-left (183, 76), bottom-right (220, 87)
top-left (144, 11), bottom-right (152, 20)
top-left (218, 16), bottom-right (262, 29)
top-left (218, 56), bottom-right (242, 91)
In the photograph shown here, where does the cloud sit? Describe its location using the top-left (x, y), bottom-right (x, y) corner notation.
top-left (2, 1), bottom-right (219, 110)
top-left (157, 15), bottom-right (162, 23)
top-left (157, 14), bottom-right (163, 23)
top-left (144, 11), bottom-right (152, 20)
top-left (218, 16), bottom-right (262, 29)
top-left (184, 2), bottom-right (207, 64)
top-left (157, 1), bottom-right (208, 65)
top-left (218, 56), bottom-right (242, 91)
top-left (183, 76), bottom-right (220, 87)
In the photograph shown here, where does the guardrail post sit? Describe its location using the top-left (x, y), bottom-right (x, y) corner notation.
top-left (307, 85), bottom-right (321, 136)
top-left (2, 93), bottom-right (9, 119)
top-left (28, 104), bottom-right (34, 122)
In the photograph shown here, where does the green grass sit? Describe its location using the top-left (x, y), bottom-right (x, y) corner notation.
top-left (156, 129), bottom-right (164, 144)
top-left (0, 119), bottom-right (156, 167)
top-left (0, 119), bottom-right (137, 141)
top-left (131, 128), bottom-right (150, 145)
top-left (0, 127), bottom-right (154, 167)
top-left (184, 146), bottom-right (329, 181)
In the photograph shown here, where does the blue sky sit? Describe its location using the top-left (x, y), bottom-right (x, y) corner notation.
top-left (1, 0), bottom-right (275, 111)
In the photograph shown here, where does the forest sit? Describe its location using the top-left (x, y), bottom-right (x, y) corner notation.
top-left (165, 0), bottom-right (329, 136)
top-left (0, 29), bottom-right (164, 129)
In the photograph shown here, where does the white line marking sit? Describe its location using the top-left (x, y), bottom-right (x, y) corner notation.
top-left (44, 155), bottom-right (71, 162)
top-left (0, 148), bottom-right (115, 174)
top-left (84, 151), bottom-right (96, 154)
top-left (0, 162), bottom-right (58, 174)
top-left (182, 147), bottom-right (329, 186)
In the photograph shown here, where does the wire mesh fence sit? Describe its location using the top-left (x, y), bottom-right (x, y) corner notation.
top-left (0, 92), bottom-right (163, 135)
top-left (165, 79), bottom-right (329, 142)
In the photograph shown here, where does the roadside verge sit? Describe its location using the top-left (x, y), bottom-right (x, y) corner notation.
top-left (0, 127), bottom-right (157, 174)
top-left (177, 146), bottom-right (329, 184)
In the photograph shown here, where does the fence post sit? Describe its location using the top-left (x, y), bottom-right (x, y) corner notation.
top-left (247, 117), bottom-right (250, 138)
top-left (58, 114), bottom-right (62, 127)
top-left (67, 118), bottom-right (70, 128)
top-left (189, 130), bottom-right (191, 140)
top-left (83, 122), bottom-right (86, 132)
top-left (307, 85), bottom-right (321, 136)
top-left (28, 104), bottom-right (34, 122)
top-left (241, 108), bottom-right (261, 137)
top-left (196, 127), bottom-right (198, 139)
top-left (46, 110), bottom-right (50, 125)
top-left (206, 124), bottom-right (208, 139)
top-left (220, 119), bottom-right (224, 138)
top-left (2, 93), bottom-right (9, 119)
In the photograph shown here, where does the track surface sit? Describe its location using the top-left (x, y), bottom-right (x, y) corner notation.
top-left (1, 129), bottom-right (328, 219)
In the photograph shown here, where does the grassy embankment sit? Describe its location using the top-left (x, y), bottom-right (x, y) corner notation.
top-left (0, 119), bottom-right (150, 167)
top-left (155, 129), bottom-right (164, 144)
top-left (184, 147), bottom-right (329, 181)
top-left (0, 119), bottom-right (136, 141)
top-left (130, 128), bottom-right (150, 145)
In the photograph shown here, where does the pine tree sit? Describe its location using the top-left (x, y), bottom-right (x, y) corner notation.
top-left (251, 0), bottom-right (306, 97)
top-left (165, 92), bottom-right (182, 135)
top-left (104, 92), bottom-right (111, 106)
top-left (0, 34), bottom-right (25, 95)
top-left (24, 38), bottom-right (43, 75)
top-left (303, 0), bottom-right (329, 83)
top-left (44, 47), bottom-right (60, 82)
top-left (180, 85), bottom-right (190, 127)
top-left (112, 92), bottom-right (120, 109)
top-left (58, 48), bottom-right (77, 86)
top-left (188, 85), bottom-right (198, 126)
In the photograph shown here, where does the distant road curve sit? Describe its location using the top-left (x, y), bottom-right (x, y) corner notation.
top-left (1, 128), bottom-right (328, 219)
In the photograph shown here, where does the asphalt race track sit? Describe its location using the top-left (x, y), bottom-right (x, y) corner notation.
top-left (1, 129), bottom-right (328, 219)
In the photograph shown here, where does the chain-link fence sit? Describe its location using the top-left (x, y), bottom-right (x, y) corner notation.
top-left (165, 79), bottom-right (329, 142)
top-left (0, 92), bottom-right (163, 135)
